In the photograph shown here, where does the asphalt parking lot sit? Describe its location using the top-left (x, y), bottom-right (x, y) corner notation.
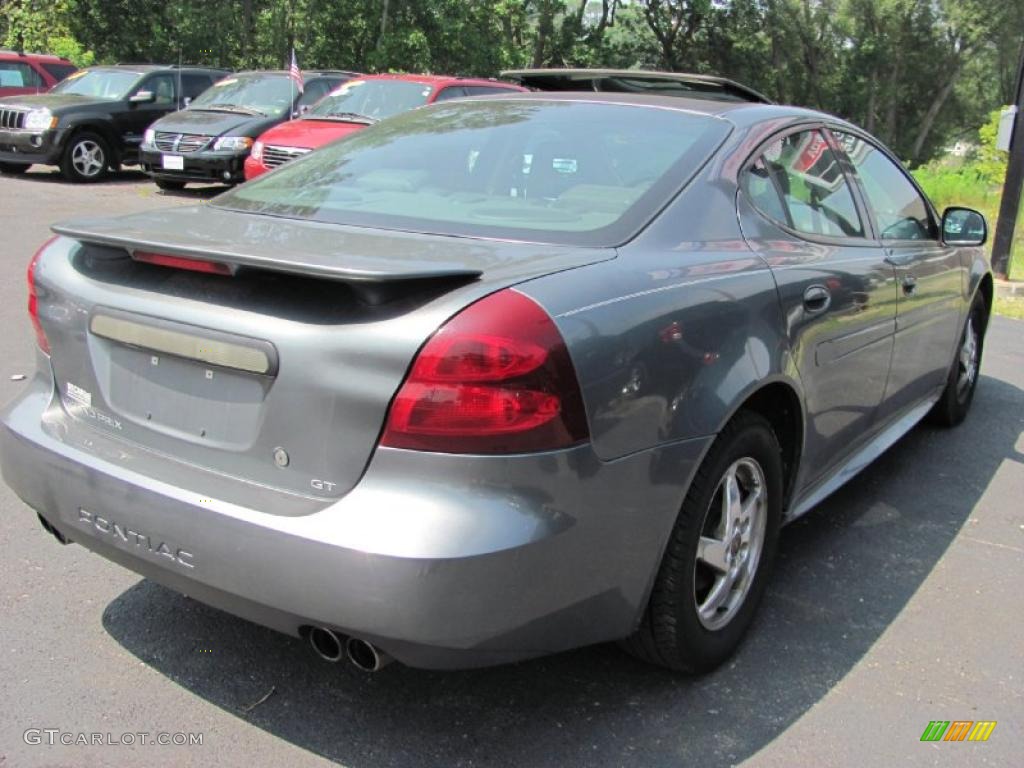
top-left (0, 168), bottom-right (1021, 768)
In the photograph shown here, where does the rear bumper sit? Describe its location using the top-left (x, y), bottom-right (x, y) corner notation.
top-left (0, 372), bottom-right (709, 668)
top-left (140, 147), bottom-right (247, 184)
top-left (0, 127), bottom-right (62, 165)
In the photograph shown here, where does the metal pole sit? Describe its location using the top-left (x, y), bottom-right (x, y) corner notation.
top-left (991, 44), bottom-right (1024, 280)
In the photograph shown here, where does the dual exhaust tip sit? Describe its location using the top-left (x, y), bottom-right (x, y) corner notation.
top-left (308, 627), bottom-right (392, 672)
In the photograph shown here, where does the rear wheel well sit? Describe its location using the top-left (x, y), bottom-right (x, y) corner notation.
top-left (735, 383), bottom-right (802, 511)
top-left (977, 273), bottom-right (993, 328)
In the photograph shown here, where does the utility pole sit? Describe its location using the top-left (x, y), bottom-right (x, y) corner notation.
top-left (991, 44), bottom-right (1024, 280)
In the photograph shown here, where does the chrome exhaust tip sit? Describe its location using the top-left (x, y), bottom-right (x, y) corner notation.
top-left (345, 637), bottom-right (393, 672)
top-left (308, 626), bottom-right (344, 662)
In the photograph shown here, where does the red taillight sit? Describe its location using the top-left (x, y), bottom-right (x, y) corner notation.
top-left (27, 236), bottom-right (57, 354)
top-left (132, 251), bottom-right (232, 275)
top-left (381, 289), bottom-right (589, 454)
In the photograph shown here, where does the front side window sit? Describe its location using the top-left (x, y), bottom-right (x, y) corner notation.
top-left (463, 86), bottom-right (517, 96)
top-left (215, 100), bottom-right (729, 246)
top-left (51, 69), bottom-right (141, 99)
top-left (141, 74), bottom-right (176, 105)
top-left (433, 86), bottom-right (467, 102)
top-left (832, 130), bottom-right (937, 241)
top-left (744, 129), bottom-right (864, 239)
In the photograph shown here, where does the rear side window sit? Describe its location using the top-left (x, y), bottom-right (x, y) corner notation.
top-left (40, 62), bottom-right (77, 82)
top-left (744, 129), bottom-right (863, 239)
top-left (832, 130), bottom-right (937, 241)
top-left (0, 61), bottom-right (44, 88)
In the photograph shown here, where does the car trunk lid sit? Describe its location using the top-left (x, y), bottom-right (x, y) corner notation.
top-left (37, 206), bottom-right (613, 507)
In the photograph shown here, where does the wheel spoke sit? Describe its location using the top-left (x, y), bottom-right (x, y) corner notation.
top-left (698, 571), bottom-right (735, 622)
top-left (697, 536), bottom-right (730, 573)
top-left (723, 468), bottom-right (742, 538)
top-left (739, 484), bottom-right (761, 532)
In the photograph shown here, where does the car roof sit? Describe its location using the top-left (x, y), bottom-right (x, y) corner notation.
top-left (0, 50), bottom-right (73, 63)
top-left (229, 70), bottom-right (359, 78)
top-left (92, 64), bottom-right (229, 75)
top-left (354, 73), bottom-right (520, 89)
top-left (502, 68), bottom-right (773, 104)
top-left (456, 90), bottom-right (839, 129)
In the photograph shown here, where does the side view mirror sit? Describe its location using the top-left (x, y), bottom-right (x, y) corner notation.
top-left (182, 96), bottom-right (192, 108)
top-left (293, 104), bottom-right (311, 118)
top-left (129, 90), bottom-right (155, 104)
top-left (941, 207), bottom-right (987, 247)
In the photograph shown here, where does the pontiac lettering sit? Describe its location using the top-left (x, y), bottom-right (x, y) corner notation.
top-left (77, 508), bottom-right (195, 568)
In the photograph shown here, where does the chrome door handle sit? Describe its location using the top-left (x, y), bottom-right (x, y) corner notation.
top-left (803, 284), bottom-right (831, 313)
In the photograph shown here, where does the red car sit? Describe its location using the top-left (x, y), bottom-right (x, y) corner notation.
top-left (0, 51), bottom-right (77, 99)
top-left (244, 73), bottom-right (526, 179)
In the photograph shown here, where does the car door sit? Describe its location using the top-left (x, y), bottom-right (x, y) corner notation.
top-left (738, 126), bottom-right (898, 485)
top-left (831, 129), bottom-right (964, 418)
top-left (118, 73), bottom-right (179, 153)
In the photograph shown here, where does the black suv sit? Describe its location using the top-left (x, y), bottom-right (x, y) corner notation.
top-left (139, 70), bottom-right (355, 189)
top-left (0, 64), bottom-right (228, 182)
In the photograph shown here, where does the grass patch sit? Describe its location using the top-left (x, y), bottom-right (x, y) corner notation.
top-left (993, 297), bottom-right (1024, 320)
top-left (913, 165), bottom-right (1024, 281)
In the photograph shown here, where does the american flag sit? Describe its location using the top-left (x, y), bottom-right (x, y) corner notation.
top-left (288, 48), bottom-right (303, 95)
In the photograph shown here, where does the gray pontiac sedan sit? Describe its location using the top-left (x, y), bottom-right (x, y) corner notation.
top-left (1, 91), bottom-right (992, 672)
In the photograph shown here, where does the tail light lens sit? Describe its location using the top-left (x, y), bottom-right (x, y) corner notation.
top-left (27, 236), bottom-right (57, 354)
top-left (381, 289), bottom-right (589, 454)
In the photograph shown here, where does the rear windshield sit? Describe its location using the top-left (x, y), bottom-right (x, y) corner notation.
top-left (190, 73), bottom-right (295, 116)
top-left (216, 100), bottom-right (728, 246)
top-left (51, 69), bottom-right (141, 99)
top-left (307, 79), bottom-right (433, 121)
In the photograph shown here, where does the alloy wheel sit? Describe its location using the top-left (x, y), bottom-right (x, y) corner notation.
top-left (956, 315), bottom-right (979, 398)
top-left (694, 457), bottom-right (768, 631)
top-left (71, 139), bottom-right (105, 178)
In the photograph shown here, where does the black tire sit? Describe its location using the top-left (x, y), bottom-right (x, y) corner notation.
top-left (0, 161), bottom-right (30, 175)
top-left (60, 131), bottom-right (110, 183)
top-left (928, 294), bottom-right (987, 427)
top-left (622, 411), bottom-right (783, 673)
top-left (155, 179), bottom-right (186, 191)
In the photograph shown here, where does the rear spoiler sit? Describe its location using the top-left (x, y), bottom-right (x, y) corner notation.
top-left (51, 218), bottom-right (482, 305)
top-left (52, 222), bottom-right (481, 283)
top-left (500, 68), bottom-right (774, 105)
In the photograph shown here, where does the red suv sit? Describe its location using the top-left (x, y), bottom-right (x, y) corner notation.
top-left (244, 73), bottom-right (526, 179)
top-left (0, 51), bottom-right (77, 98)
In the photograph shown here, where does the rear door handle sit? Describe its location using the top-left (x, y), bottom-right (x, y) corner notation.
top-left (803, 284), bottom-right (831, 313)
top-left (901, 275), bottom-right (917, 295)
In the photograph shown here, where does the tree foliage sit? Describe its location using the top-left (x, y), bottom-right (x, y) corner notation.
top-left (2, 0), bottom-right (1021, 163)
